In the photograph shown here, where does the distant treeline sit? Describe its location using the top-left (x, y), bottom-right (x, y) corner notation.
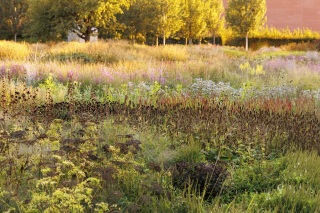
top-left (0, 0), bottom-right (320, 49)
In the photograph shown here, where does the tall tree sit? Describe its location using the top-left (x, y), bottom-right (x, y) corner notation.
top-left (205, 0), bottom-right (224, 45)
top-left (225, 0), bottom-right (266, 51)
top-left (180, 0), bottom-right (207, 45)
top-left (26, 0), bottom-right (59, 41)
top-left (148, 0), bottom-right (184, 46)
top-left (27, 0), bottom-right (130, 42)
top-left (0, 0), bottom-right (28, 41)
top-left (120, 0), bottom-right (150, 44)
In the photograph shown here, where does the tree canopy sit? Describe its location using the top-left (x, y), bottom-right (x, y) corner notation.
top-left (0, 0), bottom-right (28, 41)
top-left (205, 0), bottom-right (225, 45)
top-left (0, 0), bottom-right (275, 47)
top-left (120, 0), bottom-right (150, 44)
top-left (226, 0), bottom-right (266, 50)
top-left (180, 0), bottom-right (207, 45)
top-left (27, 0), bottom-right (130, 42)
top-left (151, 0), bottom-right (184, 46)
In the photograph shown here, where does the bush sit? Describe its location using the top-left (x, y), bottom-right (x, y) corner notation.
top-left (173, 142), bottom-right (206, 163)
top-left (171, 162), bottom-right (228, 199)
top-left (280, 41), bottom-right (319, 51)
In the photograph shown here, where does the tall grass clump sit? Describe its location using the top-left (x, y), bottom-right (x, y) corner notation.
top-left (150, 45), bottom-right (189, 61)
top-left (43, 40), bottom-right (190, 63)
top-left (0, 41), bottom-right (30, 61)
top-left (249, 151), bottom-right (320, 213)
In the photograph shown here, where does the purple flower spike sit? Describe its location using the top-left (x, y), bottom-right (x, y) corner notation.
top-left (67, 70), bottom-right (74, 81)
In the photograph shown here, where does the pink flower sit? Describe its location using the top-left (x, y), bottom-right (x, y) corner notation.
top-left (67, 70), bottom-right (74, 81)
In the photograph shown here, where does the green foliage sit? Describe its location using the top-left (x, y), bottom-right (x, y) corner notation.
top-left (255, 184), bottom-right (320, 213)
top-left (222, 158), bottom-right (287, 202)
top-left (180, 0), bottom-right (208, 44)
top-left (246, 151), bottom-right (320, 212)
top-left (120, 0), bottom-right (150, 44)
top-left (205, 0), bottom-right (225, 44)
top-left (2, 0), bottom-right (320, 46)
top-left (226, 0), bottom-right (266, 36)
top-left (149, 0), bottom-right (184, 45)
top-left (27, 0), bottom-right (130, 42)
top-left (26, 0), bottom-right (63, 42)
top-left (174, 142), bottom-right (205, 163)
top-left (0, 0), bottom-right (28, 41)
top-left (24, 177), bottom-right (100, 212)
top-left (282, 151), bottom-right (320, 190)
top-left (2, 41), bottom-right (320, 212)
top-left (171, 161), bottom-right (228, 199)
top-left (226, 0), bottom-right (267, 50)
top-left (38, 74), bottom-right (67, 98)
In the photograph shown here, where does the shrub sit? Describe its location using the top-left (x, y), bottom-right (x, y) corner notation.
top-left (171, 162), bottom-right (228, 199)
top-left (173, 142), bottom-right (206, 163)
top-left (281, 41), bottom-right (318, 51)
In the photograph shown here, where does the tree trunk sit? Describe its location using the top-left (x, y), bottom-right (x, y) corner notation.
top-left (84, 34), bottom-right (90, 42)
top-left (245, 33), bottom-right (249, 51)
top-left (163, 33), bottom-right (166, 46)
top-left (213, 34), bottom-right (216, 45)
top-left (199, 38), bottom-right (202, 45)
top-left (14, 33), bottom-right (17, 42)
top-left (188, 38), bottom-right (193, 45)
top-left (156, 35), bottom-right (159, 47)
top-left (84, 27), bottom-right (91, 42)
top-left (185, 38), bottom-right (188, 45)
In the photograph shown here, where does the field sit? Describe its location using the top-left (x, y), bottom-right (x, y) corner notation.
top-left (0, 40), bottom-right (320, 212)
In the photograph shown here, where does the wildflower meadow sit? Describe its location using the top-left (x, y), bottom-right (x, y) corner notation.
top-left (0, 40), bottom-right (320, 212)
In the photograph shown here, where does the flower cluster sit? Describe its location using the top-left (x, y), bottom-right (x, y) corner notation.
top-left (0, 63), bottom-right (26, 80)
top-left (301, 89), bottom-right (320, 100)
top-left (190, 78), bottom-right (239, 98)
top-left (253, 85), bottom-right (298, 99)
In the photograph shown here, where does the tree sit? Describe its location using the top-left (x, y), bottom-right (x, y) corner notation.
top-left (225, 0), bottom-right (266, 51)
top-left (27, 0), bottom-right (130, 42)
top-left (148, 0), bottom-right (184, 46)
top-left (0, 0), bottom-right (28, 41)
top-left (180, 0), bottom-right (207, 45)
top-left (26, 0), bottom-right (59, 41)
top-left (205, 0), bottom-right (224, 45)
top-left (120, 0), bottom-right (150, 44)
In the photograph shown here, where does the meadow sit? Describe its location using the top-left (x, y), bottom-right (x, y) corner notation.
top-left (0, 40), bottom-right (320, 212)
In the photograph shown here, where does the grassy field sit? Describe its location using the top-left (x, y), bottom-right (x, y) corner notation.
top-left (0, 40), bottom-right (320, 212)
